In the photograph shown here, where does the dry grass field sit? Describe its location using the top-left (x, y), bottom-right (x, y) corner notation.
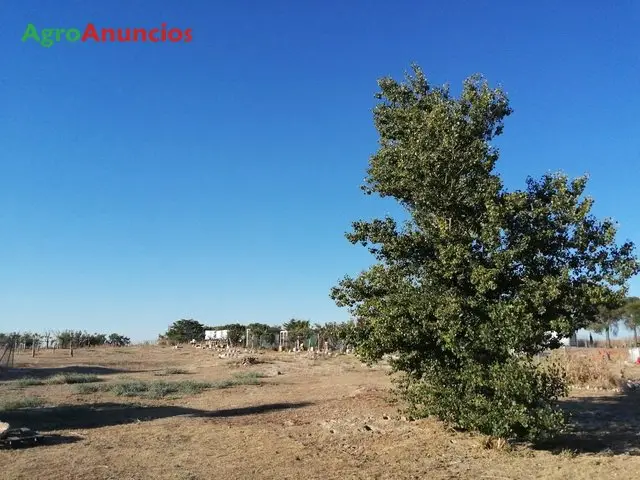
top-left (1, 346), bottom-right (640, 479)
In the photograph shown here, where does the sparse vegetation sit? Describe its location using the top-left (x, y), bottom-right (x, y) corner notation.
top-left (10, 377), bottom-right (45, 387)
top-left (72, 383), bottom-right (103, 394)
top-left (74, 375), bottom-right (262, 399)
top-left (232, 371), bottom-right (265, 380)
top-left (154, 368), bottom-right (192, 376)
top-left (3, 344), bottom-right (640, 478)
top-left (0, 396), bottom-right (44, 411)
top-left (6, 373), bottom-right (100, 388)
top-left (45, 373), bottom-right (101, 384)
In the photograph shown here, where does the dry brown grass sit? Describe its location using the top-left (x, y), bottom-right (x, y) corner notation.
top-left (548, 349), bottom-right (624, 390)
top-left (591, 338), bottom-right (638, 349)
top-left (1, 346), bottom-right (640, 479)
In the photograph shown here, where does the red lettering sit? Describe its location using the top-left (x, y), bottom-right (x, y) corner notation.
top-left (168, 29), bottom-right (182, 42)
top-left (184, 29), bottom-right (193, 42)
top-left (149, 29), bottom-right (160, 42)
top-left (117, 28), bottom-right (131, 42)
top-left (101, 28), bottom-right (115, 42)
top-left (161, 23), bottom-right (167, 41)
top-left (133, 28), bottom-right (147, 41)
top-left (82, 23), bottom-right (100, 42)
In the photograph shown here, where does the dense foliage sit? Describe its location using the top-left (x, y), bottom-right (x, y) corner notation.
top-left (161, 319), bottom-right (206, 344)
top-left (159, 318), bottom-right (353, 349)
top-left (330, 65), bottom-right (638, 441)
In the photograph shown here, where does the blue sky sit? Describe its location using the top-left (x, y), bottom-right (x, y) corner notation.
top-left (1, 1), bottom-right (638, 341)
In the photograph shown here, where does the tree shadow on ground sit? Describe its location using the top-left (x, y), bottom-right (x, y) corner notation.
top-left (0, 434), bottom-right (83, 450)
top-left (0, 366), bottom-right (139, 381)
top-left (0, 402), bottom-right (313, 432)
top-left (535, 391), bottom-right (640, 455)
top-left (41, 433), bottom-right (84, 446)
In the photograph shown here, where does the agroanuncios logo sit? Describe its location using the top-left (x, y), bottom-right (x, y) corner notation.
top-left (22, 22), bottom-right (193, 48)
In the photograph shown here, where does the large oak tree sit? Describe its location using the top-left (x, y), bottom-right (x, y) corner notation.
top-left (331, 65), bottom-right (638, 441)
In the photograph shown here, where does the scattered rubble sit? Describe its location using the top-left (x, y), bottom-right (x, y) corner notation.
top-left (624, 379), bottom-right (640, 391)
top-left (241, 357), bottom-right (259, 366)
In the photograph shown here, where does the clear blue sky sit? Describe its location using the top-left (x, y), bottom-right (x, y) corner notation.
top-left (1, 1), bottom-right (638, 342)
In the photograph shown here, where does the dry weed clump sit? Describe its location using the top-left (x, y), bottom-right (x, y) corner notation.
top-left (480, 435), bottom-right (511, 451)
top-left (0, 396), bottom-right (44, 411)
top-left (546, 350), bottom-right (622, 390)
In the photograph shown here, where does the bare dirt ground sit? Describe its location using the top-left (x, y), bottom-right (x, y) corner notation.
top-left (1, 346), bottom-right (640, 479)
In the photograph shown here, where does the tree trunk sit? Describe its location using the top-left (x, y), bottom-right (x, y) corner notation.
top-left (606, 327), bottom-right (611, 349)
top-left (635, 326), bottom-right (638, 348)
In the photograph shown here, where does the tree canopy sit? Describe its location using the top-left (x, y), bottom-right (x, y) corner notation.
top-left (1, 330), bottom-right (130, 348)
top-left (211, 323), bottom-right (245, 346)
top-left (621, 296), bottom-right (640, 346)
top-left (283, 319), bottom-right (312, 340)
top-left (588, 305), bottom-right (623, 348)
top-left (330, 65), bottom-right (638, 441)
top-left (107, 333), bottom-right (131, 347)
top-left (163, 319), bottom-right (205, 344)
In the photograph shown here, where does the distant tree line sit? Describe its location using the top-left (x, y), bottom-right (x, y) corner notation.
top-left (0, 330), bottom-right (131, 348)
top-left (159, 302), bottom-right (640, 350)
top-left (588, 296), bottom-right (640, 348)
top-left (158, 318), bottom-right (354, 350)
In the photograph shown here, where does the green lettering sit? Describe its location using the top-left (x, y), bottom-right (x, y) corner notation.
top-left (41, 29), bottom-right (54, 48)
top-left (21, 23), bottom-right (40, 43)
top-left (66, 29), bottom-right (81, 42)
